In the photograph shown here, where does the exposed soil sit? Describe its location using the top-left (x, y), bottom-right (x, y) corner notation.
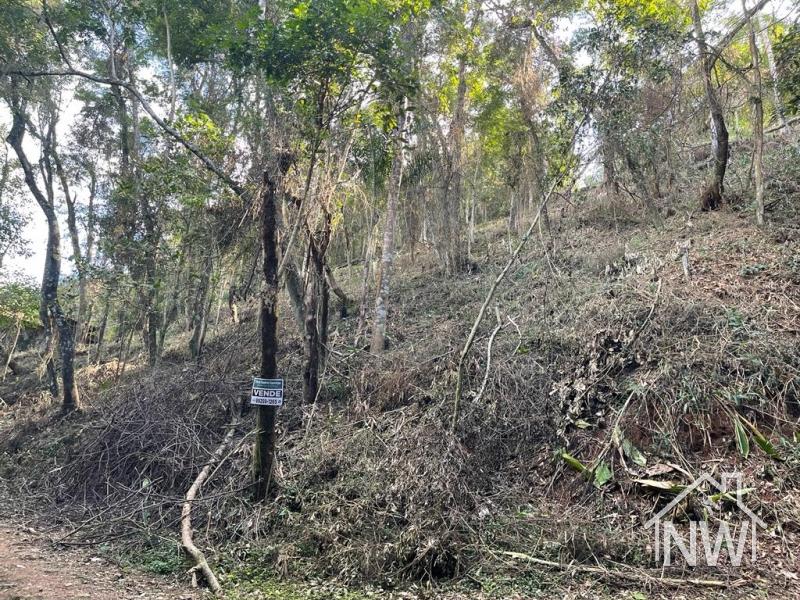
top-left (0, 521), bottom-right (196, 600)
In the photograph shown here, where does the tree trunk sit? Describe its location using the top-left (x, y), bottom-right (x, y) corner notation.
top-left (283, 258), bottom-right (306, 335)
top-left (6, 106), bottom-right (79, 411)
top-left (371, 100), bottom-right (410, 353)
top-left (443, 57), bottom-right (468, 275)
top-left (761, 21), bottom-right (787, 128)
top-left (93, 289), bottom-right (111, 364)
top-left (253, 167), bottom-right (282, 502)
top-left (324, 264), bottom-right (351, 317)
top-left (744, 0), bottom-right (766, 227)
top-left (52, 147), bottom-right (88, 342)
top-left (189, 253), bottom-right (213, 358)
top-left (355, 215), bottom-right (378, 343)
top-left (302, 266), bottom-right (320, 404)
top-left (691, 0), bottom-right (729, 206)
top-left (301, 212), bottom-right (332, 405)
top-left (302, 242), bottom-right (327, 404)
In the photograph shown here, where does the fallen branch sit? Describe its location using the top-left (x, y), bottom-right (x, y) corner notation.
top-left (325, 264), bottom-right (352, 305)
top-left (473, 307), bottom-right (503, 406)
top-left (1, 319), bottom-right (22, 379)
top-left (181, 418), bottom-right (238, 595)
top-left (499, 550), bottom-right (743, 589)
top-left (452, 174), bottom-right (571, 432)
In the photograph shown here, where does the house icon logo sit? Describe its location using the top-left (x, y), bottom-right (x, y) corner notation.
top-left (644, 472), bottom-right (766, 567)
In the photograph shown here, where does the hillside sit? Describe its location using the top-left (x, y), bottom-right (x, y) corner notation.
top-left (3, 1), bottom-right (800, 597)
top-left (2, 179), bottom-right (799, 598)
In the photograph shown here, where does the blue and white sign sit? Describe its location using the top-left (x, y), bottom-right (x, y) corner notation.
top-left (251, 378), bottom-right (284, 406)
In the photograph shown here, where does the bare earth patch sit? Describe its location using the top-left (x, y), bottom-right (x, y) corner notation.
top-left (0, 522), bottom-right (197, 600)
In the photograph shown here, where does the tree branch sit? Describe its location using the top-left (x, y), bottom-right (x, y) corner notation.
top-left (707, 0), bottom-right (771, 68)
top-left (3, 65), bottom-right (249, 201)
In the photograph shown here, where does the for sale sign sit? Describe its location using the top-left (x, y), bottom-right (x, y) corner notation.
top-left (251, 377), bottom-right (284, 406)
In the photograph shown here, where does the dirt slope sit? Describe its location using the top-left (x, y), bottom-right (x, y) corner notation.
top-left (0, 522), bottom-right (196, 600)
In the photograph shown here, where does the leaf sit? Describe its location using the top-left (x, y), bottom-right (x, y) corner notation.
top-left (733, 415), bottom-right (750, 459)
top-left (573, 419), bottom-right (591, 429)
top-left (622, 439), bottom-right (647, 467)
top-left (633, 479), bottom-right (686, 494)
top-left (561, 451), bottom-right (588, 473)
top-left (753, 433), bottom-right (780, 459)
top-left (736, 414), bottom-right (782, 460)
top-left (593, 461), bottom-right (613, 488)
top-left (709, 487), bottom-right (755, 503)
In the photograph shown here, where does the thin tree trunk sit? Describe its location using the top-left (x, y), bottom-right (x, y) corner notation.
top-left (302, 244), bottom-right (323, 404)
top-left (761, 20), bottom-right (786, 128)
top-left (443, 56), bottom-right (468, 275)
top-left (744, 0), bottom-right (766, 226)
top-left (356, 215), bottom-right (378, 342)
top-left (83, 168), bottom-right (97, 346)
top-left (93, 288), bottom-right (111, 364)
top-left (319, 267), bottom-right (330, 366)
top-left (190, 253), bottom-right (213, 358)
top-left (302, 273), bottom-right (320, 403)
top-left (1, 320), bottom-right (22, 379)
top-left (51, 147), bottom-right (87, 341)
top-left (283, 258), bottom-right (306, 335)
top-left (324, 264), bottom-right (351, 317)
top-left (467, 154), bottom-right (480, 261)
top-left (371, 99), bottom-right (410, 353)
top-left (253, 164), bottom-right (284, 502)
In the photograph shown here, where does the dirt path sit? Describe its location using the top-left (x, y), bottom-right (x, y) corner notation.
top-left (0, 522), bottom-right (198, 600)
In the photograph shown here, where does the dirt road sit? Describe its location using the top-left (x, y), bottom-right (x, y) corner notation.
top-left (0, 522), bottom-right (197, 600)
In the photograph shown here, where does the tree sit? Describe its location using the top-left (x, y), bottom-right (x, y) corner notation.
top-left (690, 0), bottom-right (771, 209)
top-left (371, 99), bottom-right (411, 353)
top-left (5, 100), bottom-right (80, 411)
top-left (690, 0), bottom-right (729, 209)
top-left (743, 0), bottom-right (766, 226)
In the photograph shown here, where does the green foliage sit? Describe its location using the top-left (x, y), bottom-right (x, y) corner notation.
top-left (588, 0), bottom-right (690, 31)
top-left (593, 460), bottom-right (614, 488)
top-left (0, 201), bottom-right (29, 267)
top-left (131, 543), bottom-right (185, 575)
top-left (0, 0), bottom-right (51, 65)
top-left (148, 0), bottom-right (250, 67)
top-left (174, 111), bottom-right (233, 165)
top-left (0, 278), bottom-right (39, 328)
top-left (775, 23), bottom-right (800, 115)
top-left (248, 0), bottom-right (427, 95)
top-left (621, 439), bottom-right (647, 467)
